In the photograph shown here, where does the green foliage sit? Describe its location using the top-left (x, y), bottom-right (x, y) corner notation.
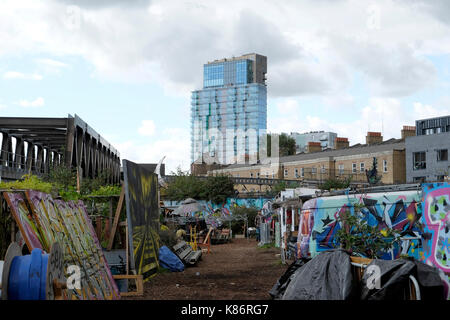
top-left (89, 185), bottom-right (122, 197)
top-left (58, 186), bottom-right (81, 201)
top-left (319, 177), bottom-right (352, 191)
top-left (0, 174), bottom-right (53, 193)
top-left (335, 204), bottom-right (401, 259)
top-left (44, 165), bottom-right (76, 192)
top-left (165, 168), bottom-right (235, 204)
top-left (267, 133), bottom-right (296, 157)
top-left (203, 174), bottom-right (235, 204)
top-left (272, 181), bottom-right (287, 194)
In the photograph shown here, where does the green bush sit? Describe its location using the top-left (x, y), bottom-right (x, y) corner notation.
top-left (335, 204), bottom-right (401, 258)
top-left (0, 174), bottom-right (53, 193)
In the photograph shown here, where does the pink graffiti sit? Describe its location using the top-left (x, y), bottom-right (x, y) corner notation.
top-left (423, 188), bottom-right (450, 273)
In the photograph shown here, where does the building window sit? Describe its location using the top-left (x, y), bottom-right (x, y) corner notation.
top-left (257, 172), bottom-right (260, 178)
top-left (413, 176), bottom-right (426, 183)
top-left (311, 167), bottom-right (317, 175)
top-left (272, 172), bottom-right (275, 178)
top-left (383, 160), bottom-right (388, 173)
top-left (300, 168), bottom-right (304, 177)
top-left (360, 162), bottom-right (365, 173)
top-left (338, 164), bottom-right (344, 175)
top-left (294, 168), bottom-right (299, 178)
top-left (236, 173), bottom-right (240, 177)
top-left (352, 163), bottom-right (356, 173)
top-left (284, 169), bottom-right (288, 177)
top-left (250, 172), bottom-right (254, 178)
top-left (320, 165), bottom-right (325, 174)
top-left (413, 152), bottom-right (426, 170)
top-left (437, 149), bottom-right (448, 162)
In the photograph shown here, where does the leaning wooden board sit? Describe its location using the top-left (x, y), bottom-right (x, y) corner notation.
top-left (3, 190), bottom-right (120, 300)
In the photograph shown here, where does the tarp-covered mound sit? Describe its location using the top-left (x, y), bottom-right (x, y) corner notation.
top-left (271, 251), bottom-right (446, 300)
top-left (269, 258), bottom-right (311, 299)
top-left (280, 249), bottom-right (357, 300)
top-left (360, 258), bottom-right (445, 300)
top-left (158, 246), bottom-right (185, 272)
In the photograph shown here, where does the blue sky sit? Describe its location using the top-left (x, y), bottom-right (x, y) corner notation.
top-left (1, 0), bottom-right (450, 173)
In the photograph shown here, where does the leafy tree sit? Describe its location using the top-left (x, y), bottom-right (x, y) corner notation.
top-left (165, 168), bottom-right (235, 204)
top-left (203, 174), bottom-right (235, 204)
top-left (271, 181), bottom-right (288, 194)
top-left (335, 204), bottom-right (401, 259)
top-left (229, 206), bottom-right (259, 235)
top-left (267, 133), bottom-right (296, 157)
top-left (44, 165), bottom-right (76, 191)
top-left (319, 177), bottom-right (352, 190)
top-left (165, 168), bottom-right (206, 201)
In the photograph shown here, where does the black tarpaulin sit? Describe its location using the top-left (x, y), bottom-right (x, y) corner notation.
top-left (269, 257), bottom-right (311, 299)
top-left (280, 249), bottom-right (357, 300)
top-left (360, 258), bottom-right (445, 300)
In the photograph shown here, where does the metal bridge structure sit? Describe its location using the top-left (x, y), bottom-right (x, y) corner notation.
top-left (0, 114), bottom-right (120, 183)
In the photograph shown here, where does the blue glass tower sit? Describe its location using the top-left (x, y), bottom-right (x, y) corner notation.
top-left (191, 53), bottom-right (267, 165)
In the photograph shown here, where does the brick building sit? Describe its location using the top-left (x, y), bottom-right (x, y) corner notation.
top-left (210, 130), bottom-right (410, 193)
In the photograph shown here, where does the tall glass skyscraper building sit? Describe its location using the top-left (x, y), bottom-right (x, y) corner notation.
top-left (191, 53), bottom-right (267, 165)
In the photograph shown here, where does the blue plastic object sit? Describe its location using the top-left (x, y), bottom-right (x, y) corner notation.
top-left (8, 248), bottom-right (49, 300)
top-left (158, 246), bottom-right (184, 272)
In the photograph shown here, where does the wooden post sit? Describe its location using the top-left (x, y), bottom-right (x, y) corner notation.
top-left (95, 216), bottom-right (102, 240)
top-left (125, 221), bottom-right (129, 275)
top-left (106, 185), bottom-right (125, 251)
top-left (11, 219), bottom-right (15, 243)
top-left (109, 197), bottom-right (113, 233)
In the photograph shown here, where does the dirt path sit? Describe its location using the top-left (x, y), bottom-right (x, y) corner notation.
top-left (129, 238), bottom-right (288, 300)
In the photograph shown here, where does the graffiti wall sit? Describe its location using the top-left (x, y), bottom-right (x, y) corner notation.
top-left (297, 190), bottom-right (423, 260)
top-left (3, 191), bottom-right (120, 300)
top-left (419, 183), bottom-right (450, 299)
top-left (163, 197), bottom-right (273, 227)
top-left (3, 192), bottom-right (43, 250)
top-left (123, 159), bottom-right (160, 282)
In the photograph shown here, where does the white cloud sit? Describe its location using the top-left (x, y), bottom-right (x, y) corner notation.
top-left (137, 120), bottom-right (156, 136)
top-left (276, 99), bottom-right (300, 114)
top-left (3, 71), bottom-right (42, 80)
top-left (17, 97), bottom-right (45, 107)
top-left (0, 0), bottom-right (447, 98)
top-left (35, 58), bottom-right (70, 75)
top-left (270, 97), bottom-right (450, 146)
top-left (412, 102), bottom-right (450, 120)
top-left (35, 58), bottom-right (68, 68)
top-left (114, 127), bottom-right (191, 173)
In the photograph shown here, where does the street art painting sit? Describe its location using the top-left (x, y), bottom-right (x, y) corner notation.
top-left (297, 191), bottom-right (423, 260)
top-left (123, 159), bottom-right (160, 282)
top-left (297, 200), bottom-right (314, 258)
top-left (419, 183), bottom-right (450, 299)
top-left (5, 190), bottom-right (120, 300)
top-left (25, 191), bottom-right (64, 253)
top-left (164, 197), bottom-right (273, 228)
top-left (3, 192), bottom-right (43, 250)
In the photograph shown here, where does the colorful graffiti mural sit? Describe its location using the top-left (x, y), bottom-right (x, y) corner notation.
top-left (294, 184), bottom-right (450, 299)
top-left (3, 191), bottom-right (120, 300)
top-left (3, 192), bottom-right (43, 250)
top-left (123, 160), bottom-right (160, 282)
top-left (164, 197), bottom-right (273, 228)
top-left (419, 183), bottom-right (450, 299)
top-left (297, 191), bottom-right (423, 260)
